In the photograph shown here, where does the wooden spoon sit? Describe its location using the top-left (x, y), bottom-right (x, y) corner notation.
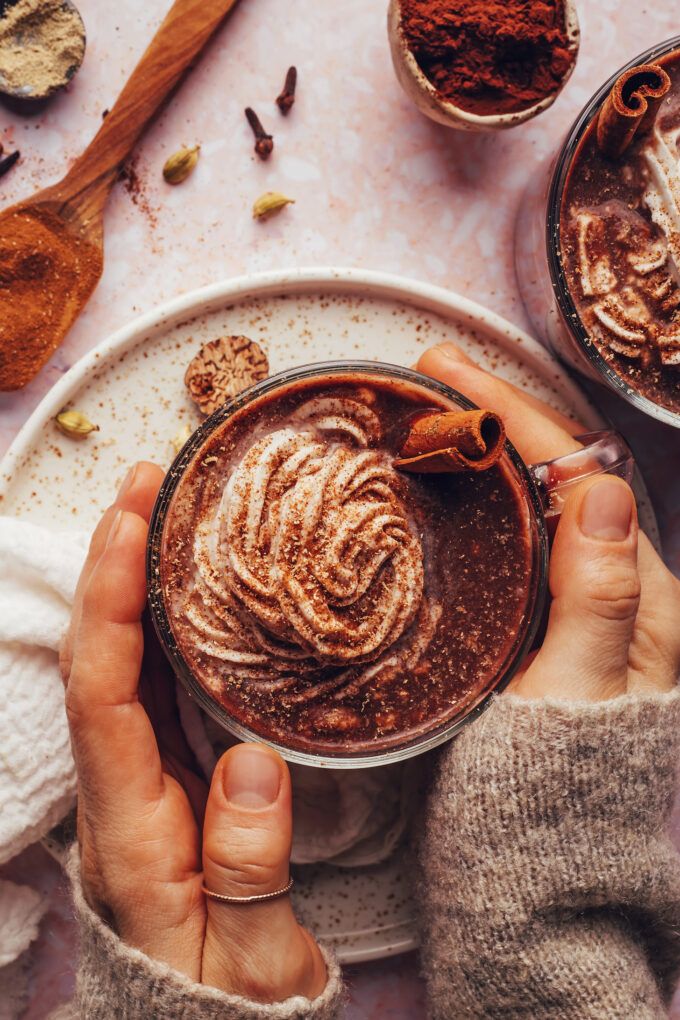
top-left (0, 0), bottom-right (241, 391)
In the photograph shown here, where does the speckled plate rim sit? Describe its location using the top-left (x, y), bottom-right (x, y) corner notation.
top-left (0, 265), bottom-right (612, 489)
top-left (0, 266), bottom-right (660, 964)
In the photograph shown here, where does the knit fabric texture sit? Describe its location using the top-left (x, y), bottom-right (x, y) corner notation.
top-left (418, 689), bottom-right (680, 1019)
top-left (64, 848), bottom-right (344, 1019)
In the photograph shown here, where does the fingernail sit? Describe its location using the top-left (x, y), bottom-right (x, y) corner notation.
top-left (117, 464), bottom-right (137, 499)
top-left (105, 509), bottom-right (124, 549)
top-left (580, 478), bottom-right (634, 541)
top-left (435, 342), bottom-right (462, 361)
top-left (223, 746), bottom-right (281, 809)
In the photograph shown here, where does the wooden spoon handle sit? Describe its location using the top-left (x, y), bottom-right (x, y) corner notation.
top-left (64, 0), bottom-right (241, 203)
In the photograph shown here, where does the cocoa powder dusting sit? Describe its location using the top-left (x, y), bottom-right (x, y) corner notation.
top-left (0, 208), bottom-right (102, 390)
top-left (400, 0), bottom-right (576, 115)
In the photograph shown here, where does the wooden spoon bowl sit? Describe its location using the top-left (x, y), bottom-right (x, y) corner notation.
top-left (387, 0), bottom-right (580, 132)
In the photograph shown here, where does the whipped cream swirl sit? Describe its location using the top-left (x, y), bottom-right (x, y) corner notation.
top-left (574, 203), bottom-right (680, 365)
top-left (185, 394), bottom-right (439, 702)
top-left (571, 107), bottom-right (680, 367)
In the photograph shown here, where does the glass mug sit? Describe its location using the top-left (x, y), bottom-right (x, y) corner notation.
top-left (516, 35), bottom-right (680, 429)
top-left (147, 362), bottom-right (633, 768)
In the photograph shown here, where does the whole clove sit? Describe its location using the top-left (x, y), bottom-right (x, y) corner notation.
top-left (276, 66), bottom-right (298, 114)
top-left (0, 150), bottom-right (20, 180)
top-left (245, 108), bottom-right (273, 160)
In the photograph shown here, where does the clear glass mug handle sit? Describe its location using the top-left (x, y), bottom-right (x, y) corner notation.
top-left (529, 430), bottom-right (635, 520)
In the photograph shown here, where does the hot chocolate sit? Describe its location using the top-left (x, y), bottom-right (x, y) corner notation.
top-left (155, 372), bottom-right (536, 758)
top-left (559, 48), bottom-right (680, 415)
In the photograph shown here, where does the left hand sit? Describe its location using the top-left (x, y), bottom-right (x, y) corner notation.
top-left (60, 462), bottom-right (327, 1002)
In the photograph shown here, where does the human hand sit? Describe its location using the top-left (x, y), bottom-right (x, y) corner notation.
top-left (417, 343), bottom-right (680, 701)
top-left (60, 462), bottom-right (326, 1002)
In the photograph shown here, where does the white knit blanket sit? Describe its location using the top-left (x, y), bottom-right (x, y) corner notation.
top-left (0, 518), bottom-right (87, 867)
top-left (0, 518), bottom-right (87, 985)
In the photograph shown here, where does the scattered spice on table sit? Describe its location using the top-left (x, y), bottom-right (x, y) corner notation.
top-left (119, 154), bottom-right (158, 228)
top-left (245, 107), bottom-right (274, 160)
top-left (399, 0), bottom-right (577, 115)
top-left (276, 66), bottom-right (298, 114)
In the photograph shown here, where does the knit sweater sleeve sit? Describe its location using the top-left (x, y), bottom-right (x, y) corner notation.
top-left (418, 689), bottom-right (680, 1020)
top-left (64, 847), bottom-right (344, 1020)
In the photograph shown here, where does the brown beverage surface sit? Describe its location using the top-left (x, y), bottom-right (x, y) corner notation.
top-left (161, 376), bottom-right (533, 755)
top-left (560, 48), bottom-right (680, 414)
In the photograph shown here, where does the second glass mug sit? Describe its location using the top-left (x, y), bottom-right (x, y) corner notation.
top-left (147, 362), bottom-right (633, 769)
top-left (515, 35), bottom-right (680, 429)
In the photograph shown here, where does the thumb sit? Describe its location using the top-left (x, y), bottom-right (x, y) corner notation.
top-left (201, 743), bottom-right (327, 1003)
top-left (515, 476), bottom-right (640, 701)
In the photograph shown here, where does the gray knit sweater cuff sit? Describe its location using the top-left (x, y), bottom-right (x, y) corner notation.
top-left (419, 689), bottom-right (680, 1020)
top-left (65, 847), bottom-right (344, 1019)
top-left (449, 690), bottom-right (680, 914)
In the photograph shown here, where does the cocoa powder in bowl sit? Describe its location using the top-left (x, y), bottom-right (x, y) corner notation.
top-left (399, 0), bottom-right (577, 116)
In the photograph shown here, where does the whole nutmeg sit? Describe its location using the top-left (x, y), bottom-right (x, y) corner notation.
top-left (184, 335), bottom-right (269, 416)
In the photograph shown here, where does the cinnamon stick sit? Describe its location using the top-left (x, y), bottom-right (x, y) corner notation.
top-left (394, 409), bottom-right (505, 474)
top-left (596, 64), bottom-right (671, 159)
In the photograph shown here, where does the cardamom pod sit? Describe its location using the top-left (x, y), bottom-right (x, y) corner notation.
top-left (56, 410), bottom-right (99, 439)
top-left (163, 145), bottom-right (200, 185)
top-left (252, 191), bottom-right (295, 220)
top-left (171, 423), bottom-right (193, 456)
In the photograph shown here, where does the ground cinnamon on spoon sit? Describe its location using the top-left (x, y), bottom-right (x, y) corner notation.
top-left (0, 208), bottom-right (102, 390)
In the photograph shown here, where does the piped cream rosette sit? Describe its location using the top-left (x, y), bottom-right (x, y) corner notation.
top-left (186, 393), bottom-right (441, 710)
top-left (573, 114), bottom-right (680, 366)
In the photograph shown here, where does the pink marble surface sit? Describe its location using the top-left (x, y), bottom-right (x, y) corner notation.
top-left (1, 0), bottom-right (680, 1017)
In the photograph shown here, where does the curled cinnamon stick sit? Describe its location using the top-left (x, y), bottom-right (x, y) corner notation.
top-left (596, 63), bottom-right (671, 159)
top-left (394, 409), bottom-right (505, 474)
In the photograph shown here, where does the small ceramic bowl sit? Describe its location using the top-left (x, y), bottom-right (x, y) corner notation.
top-left (0, 0), bottom-right (86, 102)
top-left (387, 0), bottom-right (580, 132)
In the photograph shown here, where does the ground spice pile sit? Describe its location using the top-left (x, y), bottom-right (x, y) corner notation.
top-left (400, 0), bottom-right (576, 115)
top-left (0, 208), bottom-right (102, 390)
top-left (0, 0), bottom-right (85, 97)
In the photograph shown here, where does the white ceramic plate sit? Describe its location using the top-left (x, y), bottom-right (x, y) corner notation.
top-left (0, 268), bottom-right (659, 963)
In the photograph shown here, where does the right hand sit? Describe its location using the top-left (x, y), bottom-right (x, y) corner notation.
top-left (418, 343), bottom-right (680, 702)
top-left (61, 462), bottom-right (327, 1002)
